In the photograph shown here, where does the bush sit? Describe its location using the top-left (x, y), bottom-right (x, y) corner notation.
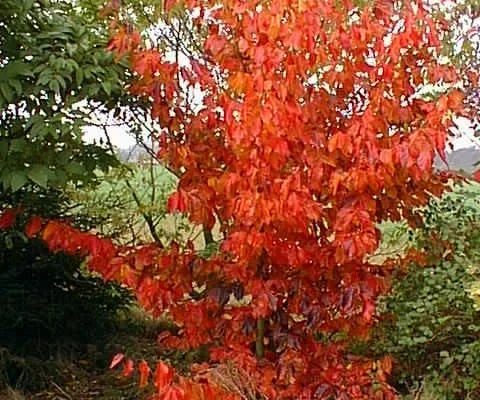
top-left (0, 234), bottom-right (132, 347)
top-left (0, 190), bottom-right (133, 390)
top-left (367, 181), bottom-right (480, 399)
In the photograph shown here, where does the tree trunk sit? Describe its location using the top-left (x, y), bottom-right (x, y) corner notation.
top-left (256, 317), bottom-right (265, 359)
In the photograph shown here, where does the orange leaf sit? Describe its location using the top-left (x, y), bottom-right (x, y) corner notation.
top-left (447, 89), bottom-right (464, 109)
top-left (381, 355), bottom-right (394, 375)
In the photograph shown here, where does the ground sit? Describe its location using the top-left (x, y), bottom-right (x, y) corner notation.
top-left (0, 310), bottom-right (204, 400)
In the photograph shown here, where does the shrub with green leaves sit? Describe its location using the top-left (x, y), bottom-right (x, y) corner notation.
top-left (369, 181), bottom-right (480, 399)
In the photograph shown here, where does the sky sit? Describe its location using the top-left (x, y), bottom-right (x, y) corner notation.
top-left (83, 116), bottom-right (480, 152)
top-left (83, 124), bottom-right (138, 149)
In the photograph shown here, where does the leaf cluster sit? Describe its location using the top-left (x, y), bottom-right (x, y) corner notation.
top-left (0, 0), bottom-right (131, 192)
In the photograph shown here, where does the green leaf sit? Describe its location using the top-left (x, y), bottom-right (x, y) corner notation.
top-left (48, 79), bottom-right (60, 94)
top-left (10, 171), bottom-right (28, 192)
top-left (57, 75), bottom-right (66, 89)
top-left (28, 165), bottom-right (50, 188)
top-left (101, 80), bottom-right (112, 95)
top-left (0, 140), bottom-right (8, 161)
top-left (9, 138), bottom-right (26, 152)
top-left (50, 169), bottom-right (68, 186)
top-left (37, 69), bottom-right (53, 86)
top-left (75, 68), bottom-right (84, 86)
top-left (0, 83), bottom-right (14, 102)
top-left (9, 79), bottom-right (22, 95)
top-left (0, 61), bottom-right (31, 81)
top-left (23, 0), bottom-right (34, 11)
top-left (66, 162), bottom-right (85, 176)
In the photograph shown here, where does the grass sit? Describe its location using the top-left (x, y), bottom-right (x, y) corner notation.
top-left (0, 387), bottom-right (27, 400)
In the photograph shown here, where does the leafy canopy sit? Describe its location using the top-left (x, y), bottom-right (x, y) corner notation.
top-left (0, 0), bottom-right (128, 192)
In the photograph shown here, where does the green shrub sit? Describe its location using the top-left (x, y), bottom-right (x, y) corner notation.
top-left (367, 181), bottom-right (480, 399)
top-left (0, 189), bottom-right (133, 390)
top-left (0, 233), bottom-right (132, 346)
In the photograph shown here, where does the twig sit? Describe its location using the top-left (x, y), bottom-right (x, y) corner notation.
top-left (50, 381), bottom-right (73, 400)
top-left (102, 125), bottom-right (164, 246)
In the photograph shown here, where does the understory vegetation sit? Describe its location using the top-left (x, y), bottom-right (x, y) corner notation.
top-left (1, 178), bottom-right (479, 399)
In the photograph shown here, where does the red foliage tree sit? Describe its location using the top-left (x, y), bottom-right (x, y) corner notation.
top-left (473, 168), bottom-right (480, 182)
top-left (1, 0), bottom-right (474, 398)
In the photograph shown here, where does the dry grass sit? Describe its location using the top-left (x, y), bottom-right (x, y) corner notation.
top-left (0, 387), bottom-right (26, 400)
top-left (204, 362), bottom-right (266, 400)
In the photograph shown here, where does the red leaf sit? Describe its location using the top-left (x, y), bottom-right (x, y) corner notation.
top-left (361, 296), bottom-right (376, 322)
top-left (167, 190), bottom-right (187, 213)
top-left (0, 208), bottom-right (20, 230)
top-left (154, 360), bottom-right (174, 391)
top-left (107, 27), bottom-right (141, 58)
top-left (123, 359), bottom-right (135, 377)
top-left (473, 169), bottom-right (480, 183)
top-left (238, 37), bottom-right (249, 53)
top-left (25, 216), bottom-right (43, 238)
top-left (165, 0), bottom-right (177, 12)
top-left (191, 61), bottom-right (212, 84)
top-left (138, 360), bottom-right (151, 388)
top-left (161, 385), bottom-right (185, 400)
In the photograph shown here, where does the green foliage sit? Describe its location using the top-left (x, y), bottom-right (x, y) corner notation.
top-left (369, 220), bottom-right (413, 265)
top-left (0, 0), bottom-right (131, 192)
top-left (69, 163), bottom-right (202, 246)
top-left (0, 192), bottom-right (133, 391)
top-left (0, 233), bottom-right (132, 346)
top-left (369, 181), bottom-right (480, 399)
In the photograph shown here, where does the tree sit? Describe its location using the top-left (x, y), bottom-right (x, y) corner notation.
top-left (2, 0), bottom-right (475, 398)
top-left (0, 0), bottom-right (129, 193)
top-left (0, 1), bottom-right (138, 390)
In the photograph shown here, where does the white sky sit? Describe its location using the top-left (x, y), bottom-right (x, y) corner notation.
top-left (83, 116), bottom-right (480, 151)
top-left (83, 124), bottom-right (138, 149)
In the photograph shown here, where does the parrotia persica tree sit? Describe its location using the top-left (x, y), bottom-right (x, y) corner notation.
top-left (1, 0), bottom-right (477, 398)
